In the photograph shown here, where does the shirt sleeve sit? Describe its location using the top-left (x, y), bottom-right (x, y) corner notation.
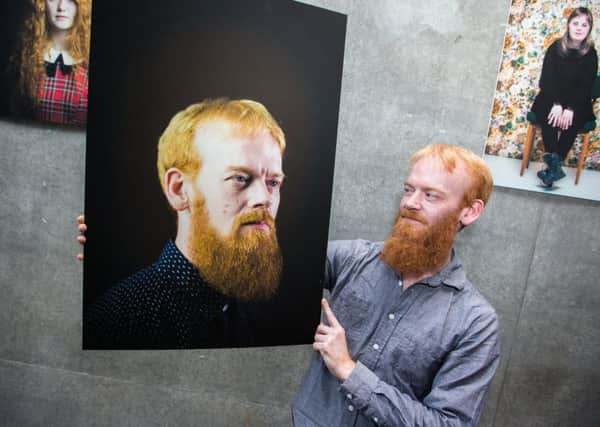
top-left (538, 41), bottom-right (561, 105)
top-left (565, 48), bottom-right (598, 113)
top-left (324, 240), bottom-right (363, 291)
top-left (340, 309), bottom-right (500, 427)
top-left (75, 66), bottom-right (89, 125)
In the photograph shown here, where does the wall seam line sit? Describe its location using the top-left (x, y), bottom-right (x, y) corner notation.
top-left (490, 202), bottom-right (545, 427)
top-left (0, 357), bottom-right (291, 411)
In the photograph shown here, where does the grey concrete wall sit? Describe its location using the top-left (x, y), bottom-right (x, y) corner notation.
top-left (1, 0), bottom-right (599, 425)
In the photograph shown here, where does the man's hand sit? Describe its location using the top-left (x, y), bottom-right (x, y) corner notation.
top-left (76, 215), bottom-right (87, 261)
top-left (313, 298), bottom-right (356, 381)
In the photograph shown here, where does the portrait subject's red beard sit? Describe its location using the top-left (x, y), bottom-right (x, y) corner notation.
top-left (380, 207), bottom-right (460, 277)
top-left (188, 199), bottom-right (282, 301)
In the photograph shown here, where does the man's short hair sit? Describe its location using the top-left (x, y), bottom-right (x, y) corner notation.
top-left (410, 144), bottom-right (493, 205)
top-left (157, 98), bottom-right (286, 193)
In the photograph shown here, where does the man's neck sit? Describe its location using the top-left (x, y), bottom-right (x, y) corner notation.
top-left (174, 215), bottom-right (193, 263)
top-left (400, 251), bottom-right (452, 290)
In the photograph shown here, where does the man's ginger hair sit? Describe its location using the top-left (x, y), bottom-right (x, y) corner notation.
top-left (410, 144), bottom-right (493, 205)
top-left (18, 0), bottom-right (92, 102)
top-left (157, 98), bottom-right (286, 194)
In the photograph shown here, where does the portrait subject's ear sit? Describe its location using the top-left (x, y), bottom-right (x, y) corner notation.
top-left (459, 199), bottom-right (485, 228)
top-left (164, 168), bottom-right (189, 211)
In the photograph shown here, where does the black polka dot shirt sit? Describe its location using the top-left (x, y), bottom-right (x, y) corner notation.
top-left (84, 240), bottom-right (254, 349)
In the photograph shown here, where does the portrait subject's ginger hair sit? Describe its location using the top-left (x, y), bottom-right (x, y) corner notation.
top-left (157, 98), bottom-right (286, 194)
top-left (559, 7), bottom-right (594, 56)
top-left (410, 144), bottom-right (493, 206)
top-left (18, 0), bottom-right (92, 102)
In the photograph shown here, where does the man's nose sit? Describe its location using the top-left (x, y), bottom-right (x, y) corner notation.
top-left (247, 180), bottom-right (272, 209)
top-left (403, 191), bottom-right (422, 210)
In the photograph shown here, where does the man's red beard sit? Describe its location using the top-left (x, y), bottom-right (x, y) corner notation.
top-left (380, 207), bottom-right (461, 277)
top-left (187, 199), bottom-right (282, 301)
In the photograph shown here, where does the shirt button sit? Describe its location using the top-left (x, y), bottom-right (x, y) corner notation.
top-left (372, 343), bottom-right (379, 351)
top-left (348, 404), bottom-right (354, 412)
top-left (373, 416), bottom-right (379, 423)
top-left (388, 313), bottom-right (395, 320)
top-left (346, 393), bottom-right (352, 400)
top-left (222, 304), bottom-right (229, 312)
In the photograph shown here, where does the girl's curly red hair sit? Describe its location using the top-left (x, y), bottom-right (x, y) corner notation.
top-left (18, 0), bottom-right (91, 102)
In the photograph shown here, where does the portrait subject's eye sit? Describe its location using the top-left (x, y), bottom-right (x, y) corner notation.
top-left (267, 179), bottom-right (282, 189)
top-left (231, 174), bottom-right (251, 187)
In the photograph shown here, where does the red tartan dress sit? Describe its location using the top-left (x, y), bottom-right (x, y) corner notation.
top-left (33, 50), bottom-right (88, 126)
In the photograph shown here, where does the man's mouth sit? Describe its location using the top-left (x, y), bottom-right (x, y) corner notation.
top-left (400, 213), bottom-right (428, 225)
top-left (242, 220), bottom-right (270, 231)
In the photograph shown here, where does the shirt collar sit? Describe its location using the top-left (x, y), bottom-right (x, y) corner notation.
top-left (156, 240), bottom-right (225, 290)
top-left (45, 47), bottom-right (75, 65)
top-left (155, 239), bottom-right (232, 316)
top-left (418, 249), bottom-right (466, 291)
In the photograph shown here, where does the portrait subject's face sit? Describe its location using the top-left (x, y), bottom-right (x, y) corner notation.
top-left (568, 15), bottom-right (591, 44)
top-left (182, 119), bottom-right (284, 300)
top-left (192, 120), bottom-right (284, 237)
top-left (46, 0), bottom-right (78, 32)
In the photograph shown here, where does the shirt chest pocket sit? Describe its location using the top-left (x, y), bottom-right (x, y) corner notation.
top-left (331, 285), bottom-right (372, 345)
top-left (390, 332), bottom-right (447, 399)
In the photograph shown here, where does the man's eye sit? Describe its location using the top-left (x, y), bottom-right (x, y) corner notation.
top-left (267, 179), bottom-right (281, 188)
top-left (425, 192), bottom-right (439, 200)
top-left (234, 175), bottom-right (250, 184)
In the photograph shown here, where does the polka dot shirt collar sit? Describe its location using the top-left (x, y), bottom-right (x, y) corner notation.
top-left (156, 240), bottom-right (231, 312)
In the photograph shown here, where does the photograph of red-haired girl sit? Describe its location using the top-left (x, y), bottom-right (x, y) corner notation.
top-left (1, 1), bottom-right (91, 126)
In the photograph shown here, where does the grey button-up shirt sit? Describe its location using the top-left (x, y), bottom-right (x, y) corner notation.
top-left (292, 240), bottom-right (500, 426)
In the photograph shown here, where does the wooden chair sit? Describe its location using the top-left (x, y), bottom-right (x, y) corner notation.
top-left (520, 75), bottom-right (600, 185)
top-left (519, 111), bottom-right (594, 185)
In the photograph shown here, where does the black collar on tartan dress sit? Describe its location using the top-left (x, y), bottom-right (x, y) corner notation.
top-left (45, 53), bottom-right (73, 77)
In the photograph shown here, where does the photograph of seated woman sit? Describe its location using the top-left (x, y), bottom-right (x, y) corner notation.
top-left (531, 7), bottom-right (598, 187)
top-left (10, 0), bottom-right (91, 126)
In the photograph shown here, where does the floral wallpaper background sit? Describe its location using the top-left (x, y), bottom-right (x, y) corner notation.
top-left (485, 0), bottom-right (600, 170)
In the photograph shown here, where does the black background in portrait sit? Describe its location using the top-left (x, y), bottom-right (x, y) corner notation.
top-left (0, 3), bottom-right (32, 118)
top-left (83, 0), bottom-right (346, 348)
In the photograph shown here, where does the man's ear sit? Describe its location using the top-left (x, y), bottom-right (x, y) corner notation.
top-left (164, 168), bottom-right (189, 211)
top-left (459, 199), bottom-right (485, 228)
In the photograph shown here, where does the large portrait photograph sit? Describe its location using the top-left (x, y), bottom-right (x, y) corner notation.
top-left (82, 0), bottom-right (347, 349)
top-left (0, 1), bottom-right (91, 127)
top-left (483, 0), bottom-right (600, 201)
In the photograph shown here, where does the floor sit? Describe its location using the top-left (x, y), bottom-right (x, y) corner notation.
top-left (483, 154), bottom-right (600, 202)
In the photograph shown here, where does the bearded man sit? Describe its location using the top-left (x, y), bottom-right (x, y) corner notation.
top-left (83, 98), bottom-right (285, 349)
top-left (292, 144), bottom-right (500, 427)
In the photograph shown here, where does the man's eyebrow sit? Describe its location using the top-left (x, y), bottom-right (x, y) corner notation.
top-left (404, 181), bottom-right (447, 194)
top-left (423, 186), bottom-right (447, 195)
top-left (226, 166), bottom-right (254, 175)
top-left (226, 166), bottom-right (285, 179)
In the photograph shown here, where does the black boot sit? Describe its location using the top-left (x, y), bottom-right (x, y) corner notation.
top-left (537, 153), bottom-right (552, 181)
top-left (541, 153), bottom-right (566, 187)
